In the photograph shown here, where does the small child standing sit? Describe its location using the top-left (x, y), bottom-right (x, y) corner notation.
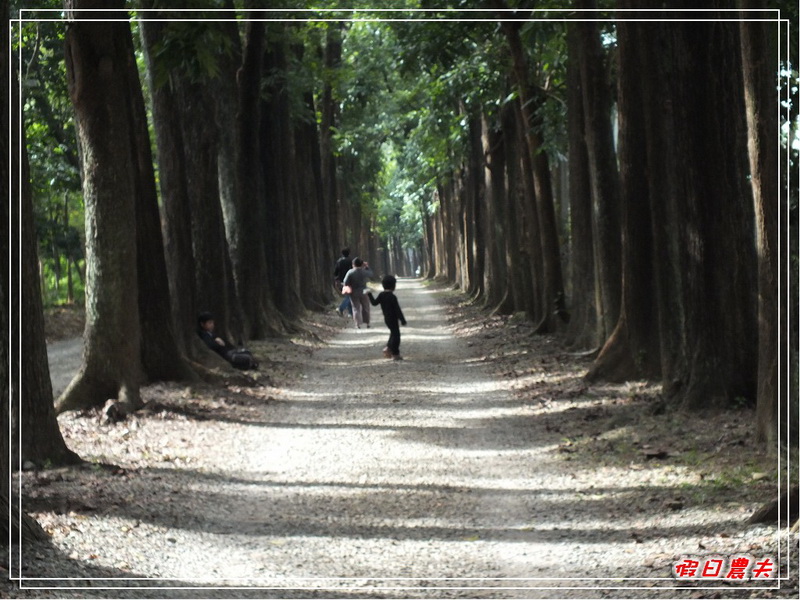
top-left (368, 275), bottom-right (407, 360)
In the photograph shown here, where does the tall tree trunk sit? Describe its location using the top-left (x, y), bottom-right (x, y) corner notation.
top-left (297, 83), bottom-right (330, 310)
top-left (455, 170), bottom-right (469, 291)
top-left (51, 221), bottom-right (61, 300)
top-left (500, 101), bottom-right (527, 314)
top-left (512, 97), bottom-right (543, 320)
top-left (564, 20), bottom-right (598, 350)
top-left (192, 83), bottom-right (242, 341)
top-left (494, 6), bottom-right (565, 331)
top-left (63, 196), bottom-right (74, 304)
top-left (575, 4), bottom-right (622, 341)
top-left (2, 0), bottom-right (45, 542)
top-left (466, 115), bottom-right (484, 299)
top-left (140, 18), bottom-right (199, 357)
top-left (439, 181), bottom-right (458, 282)
top-left (672, 16), bottom-right (755, 408)
top-left (124, 21), bottom-right (195, 383)
top-left (433, 184), bottom-right (447, 279)
top-left (637, 13), bottom-right (756, 408)
top-left (143, 16), bottom-right (245, 348)
top-left (57, 1), bottom-right (143, 413)
top-left (637, 17), bottom-right (685, 399)
top-left (739, 3), bottom-right (780, 444)
top-left (588, 9), bottom-right (661, 382)
top-left (263, 28), bottom-right (304, 320)
top-left (19, 105), bottom-right (82, 465)
top-left (482, 114), bottom-right (510, 312)
top-left (234, 19), bottom-right (281, 338)
top-left (321, 25), bottom-right (343, 277)
top-left (6, 2), bottom-right (80, 466)
top-left (529, 127), bottom-right (566, 332)
top-left (421, 193), bottom-right (435, 279)
top-left (2, 201), bottom-right (47, 540)
top-left (430, 187), bottom-right (441, 279)
top-left (214, 16), bottom-right (249, 340)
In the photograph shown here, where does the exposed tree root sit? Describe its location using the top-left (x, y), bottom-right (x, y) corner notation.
top-left (568, 346), bottom-right (601, 359)
top-left (747, 485), bottom-right (799, 527)
top-left (3, 492), bottom-right (48, 544)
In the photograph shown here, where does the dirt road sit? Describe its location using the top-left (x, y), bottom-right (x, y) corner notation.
top-left (21, 279), bottom-right (787, 599)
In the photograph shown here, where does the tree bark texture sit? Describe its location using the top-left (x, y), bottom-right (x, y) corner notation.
top-left (420, 193), bottom-right (435, 279)
top-left (620, 12), bottom-right (756, 408)
top-left (438, 181), bottom-right (458, 282)
top-left (124, 24), bottom-right (195, 383)
top-left (466, 115), bottom-right (484, 300)
top-left (587, 11), bottom-right (661, 382)
top-left (512, 97), bottom-right (543, 320)
top-left (500, 101), bottom-right (529, 314)
top-left (564, 21), bottom-right (598, 351)
top-left (321, 25), bottom-right (343, 275)
top-left (57, 2), bottom-right (143, 413)
top-left (262, 30), bottom-right (305, 321)
top-left (481, 114), bottom-right (511, 312)
top-left (143, 16), bottom-right (246, 347)
top-left (215, 17), bottom-right (250, 340)
top-left (290, 35), bottom-right (332, 308)
top-left (180, 79), bottom-right (244, 343)
top-left (669, 18), bottom-right (756, 408)
top-left (296, 85), bottom-right (331, 310)
top-left (7, 0), bottom-right (79, 468)
top-left (496, 11), bottom-right (565, 331)
top-left (19, 104), bottom-right (82, 464)
top-left (574, 6), bottom-right (622, 341)
top-left (233, 18), bottom-right (275, 338)
top-left (739, 4), bottom-right (781, 445)
top-left (139, 18), bottom-right (199, 356)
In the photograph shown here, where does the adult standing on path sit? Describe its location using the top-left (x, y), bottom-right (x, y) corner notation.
top-left (342, 257), bottom-right (373, 329)
top-left (332, 247), bottom-right (352, 318)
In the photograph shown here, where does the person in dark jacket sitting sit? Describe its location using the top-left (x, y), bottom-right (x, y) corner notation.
top-left (197, 312), bottom-right (258, 369)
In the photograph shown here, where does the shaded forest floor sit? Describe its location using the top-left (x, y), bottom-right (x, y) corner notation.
top-left (5, 282), bottom-right (798, 599)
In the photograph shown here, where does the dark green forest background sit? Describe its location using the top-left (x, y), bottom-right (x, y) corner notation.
top-left (3, 0), bottom-right (797, 540)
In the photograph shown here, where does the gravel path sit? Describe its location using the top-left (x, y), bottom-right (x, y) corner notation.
top-left (15, 279), bottom-right (792, 598)
top-left (46, 337), bottom-right (83, 398)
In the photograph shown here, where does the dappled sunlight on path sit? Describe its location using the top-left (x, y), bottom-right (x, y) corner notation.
top-left (28, 279), bottom-right (783, 598)
top-left (184, 280), bottom-right (765, 596)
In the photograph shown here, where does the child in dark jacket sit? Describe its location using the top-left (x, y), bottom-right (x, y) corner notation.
top-left (368, 275), bottom-right (407, 360)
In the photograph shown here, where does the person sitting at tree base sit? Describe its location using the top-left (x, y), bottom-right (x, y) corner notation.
top-left (197, 312), bottom-right (258, 370)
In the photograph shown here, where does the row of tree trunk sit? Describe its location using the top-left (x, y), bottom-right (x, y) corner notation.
top-left (3, 1), bottom-right (789, 553)
top-left (5, 4), bottom-right (784, 531)
top-left (422, 3), bottom-right (781, 442)
top-left (51, 7), bottom-right (379, 416)
top-left (14, 6), bottom-right (387, 474)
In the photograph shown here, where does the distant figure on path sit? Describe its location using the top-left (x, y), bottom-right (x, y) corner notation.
top-left (342, 257), bottom-right (374, 329)
top-left (368, 275), bottom-right (407, 360)
top-left (333, 247), bottom-right (353, 318)
top-left (197, 312), bottom-right (258, 369)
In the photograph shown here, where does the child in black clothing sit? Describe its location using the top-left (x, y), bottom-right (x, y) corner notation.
top-left (368, 275), bottom-right (407, 360)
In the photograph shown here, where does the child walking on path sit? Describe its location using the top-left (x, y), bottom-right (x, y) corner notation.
top-left (368, 275), bottom-right (407, 360)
